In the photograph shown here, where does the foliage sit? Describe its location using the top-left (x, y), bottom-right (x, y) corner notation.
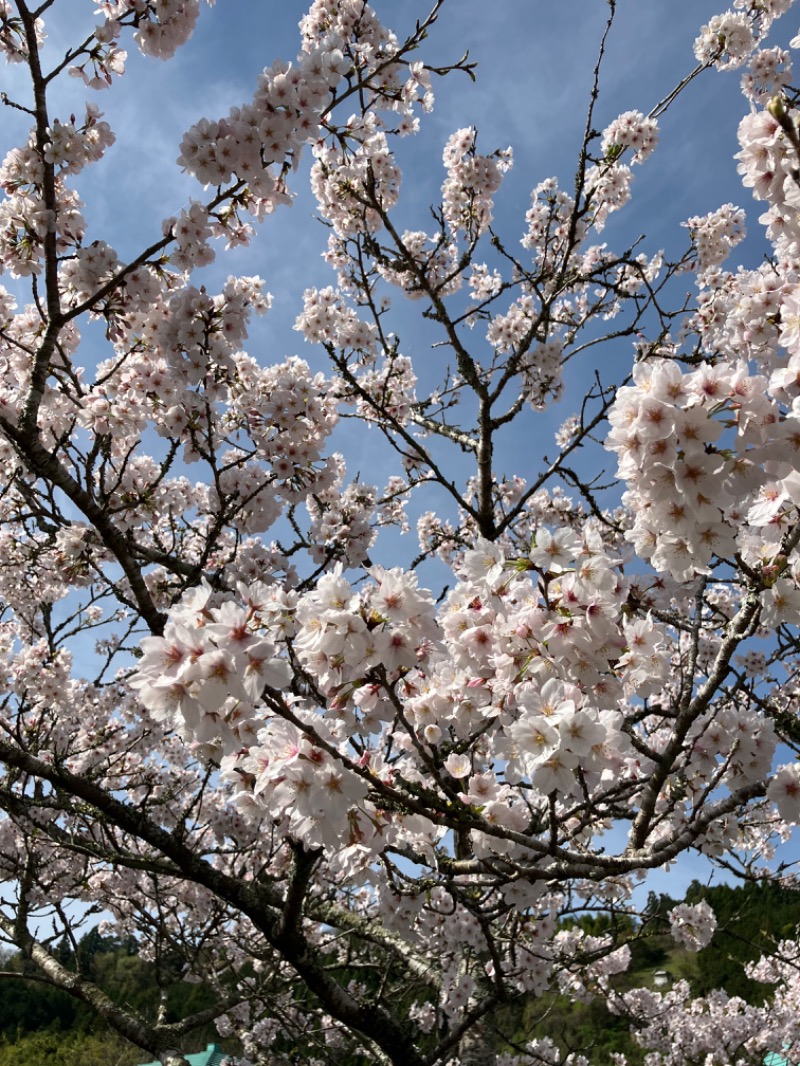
top-left (0, 932), bottom-right (215, 1030)
top-left (0, 1029), bottom-right (140, 1066)
top-left (676, 880), bottom-right (800, 1001)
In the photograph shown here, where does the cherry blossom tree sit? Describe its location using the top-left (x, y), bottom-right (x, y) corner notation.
top-left (1, 0), bottom-right (800, 1064)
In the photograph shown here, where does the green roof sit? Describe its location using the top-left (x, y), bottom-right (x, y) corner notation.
top-left (138, 1042), bottom-right (227, 1066)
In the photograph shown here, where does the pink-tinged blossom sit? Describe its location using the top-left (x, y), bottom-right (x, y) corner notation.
top-left (683, 203), bottom-right (746, 270)
top-left (529, 528), bottom-right (581, 571)
top-left (443, 752), bottom-right (471, 779)
top-left (669, 901), bottom-right (717, 951)
top-left (458, 538), bottom-right (507, 586)
top-left (760, 578), bottom-right (800, 626)
top-left (694, 12), bottom-right (756, 69)
top-left (767, 763), bottom-right (800, 822)
top-left (601, 111), bottom-right (659, 165)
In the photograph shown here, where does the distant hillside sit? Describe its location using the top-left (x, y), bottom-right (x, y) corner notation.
top-left (1, 879), bottom-right (799, 1065)
top-left (0, 928), bottom-right (226, 1066)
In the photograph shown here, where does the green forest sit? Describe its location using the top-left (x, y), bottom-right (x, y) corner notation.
top-left (1, 880), bottom-right (799, 1065)
top-left (0, 927), bottom-right (225, 1066)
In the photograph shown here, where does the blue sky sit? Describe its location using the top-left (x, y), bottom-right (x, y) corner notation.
top-left (3, 0), bottom-right (785, 508)
top-left (3, 1), bottom-right (799, 903)
top-left (3, 1), bottom-right (776, 302)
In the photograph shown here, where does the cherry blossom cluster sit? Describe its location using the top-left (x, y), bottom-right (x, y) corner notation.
top-left (5, 0), bottom-right (800, 1062)
top-left (165, 201), bottom-right (216, 269)
top-left (299, 0), bottom-right (390, 66)
top-left (376, 883), bottom-right (569, 1015)
top-left (690, 260), bottom-right (787, 376)
top-left (616, 939), bottom-right (800, 1065)
top-left (68, 19), bottom-right (127, 89)
top-left (440, 126), bottom-right (511, 236)
top-left (44, 105), bottom-right (116, 173)
top-left (79, 273), bottom-right (276, 439)
top-left (60, 239), bottom-right (120, 300)
top-left (585, 161), bottom-right (632, 231)
top-left (468, 261), bottom-right (502, 301)
top-left (668, 900), bottom-right (717, 950)
top-left (300, 0), bottom-right (434, 118)
top-left (0, 294), bottom-right (81, 442)
top-left (311, 127), bottom-right (402, 238)
top-left (601, 110), bottom-right (659, 165)
top-left (177, 40), bottom-right (346, 209)
top-left (604, 355), bottom-right (788, 582)
top-left (175, 0), bottom-right (433, 251)
top-left (305, 459), bottom-right (378, 566)
top-left (294, 285), bottom-right (378, 358)
top-left (0, 107), bottom-right (115, 275)
top-left (741, 44), bottom-right (793, 101)
top-left (735, 106), bottom-right (800, 253)
top-left (375, 227), bottom-right (463, 299)
top-left (683, 202), bottom-right (746, 270)
top-left (693, 1), bottom-right (795, 73)
top-left (486, 300), bottom-right (565, 407)
top-left (96, 0), bottom-right (213, 61)
top-left (294, 287), bottom-right (420, 425)
top-left (694, 10), bottom-right (757, 68)
top-left (0, 1), bottom-right (43, 64)
top-left (133, 530), bottom-right (693, 877)
top-left (521, 177), bottom-right (583, 272)
top-left (130, 579), bottom-right (294, 756)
